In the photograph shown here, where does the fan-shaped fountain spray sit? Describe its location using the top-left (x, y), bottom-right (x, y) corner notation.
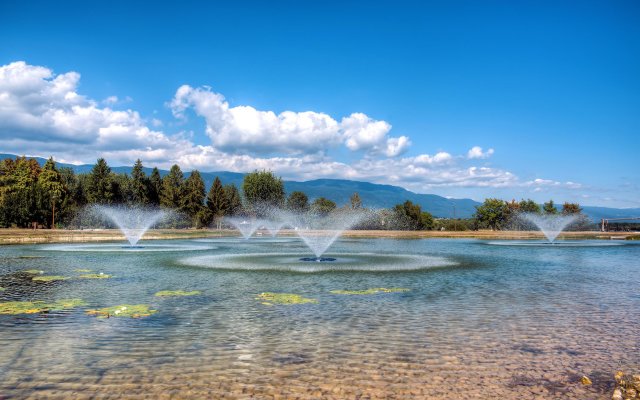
top-left (519, 213), bottom-right (578, 243)
top-left (225, 217), bottom-right (264, 239)
top-left (286, 209), bottom-right (369, 261)
top-left (90, 205), bottom-right (170, 247)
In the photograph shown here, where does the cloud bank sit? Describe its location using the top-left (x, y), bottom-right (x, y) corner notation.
top-left (0, 61), bottom-right (581, 194)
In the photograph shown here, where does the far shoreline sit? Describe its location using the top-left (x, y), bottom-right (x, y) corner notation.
top-left (0, 228), bottom-right (636, 245)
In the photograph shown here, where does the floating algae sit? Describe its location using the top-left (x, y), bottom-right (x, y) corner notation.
top-left (74, 269), bottom-right (93, 273)
top-left (78, 273), bottom-right (112, 279)
top-left (22, 269), bottom-right (44, 275)
top-left (155, 290), bottom-right (201, 297)
top-left (32, 275), bottom-right (69, 282)
top-left (0, 299), bottom-right (86, 315)
top-left (256, 292), bottom-right (318, 306)
top-left (17, 256), bottom-right (45, 259)
top-left (330, 287), bottom-right (410, 295)
top-left (86, 304), bottom-right (157, 319)
top-left (0, 287), bottom-right (5, 292)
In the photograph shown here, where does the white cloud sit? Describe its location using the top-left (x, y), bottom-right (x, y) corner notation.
top-left (103, 95), bottom-right (118, 105)
top-left (467, 146), bottom-right (494, 159)
top-left (0, 61), bottom-right (586, 197)
top-left (170, 85), bottom-right (410, 156)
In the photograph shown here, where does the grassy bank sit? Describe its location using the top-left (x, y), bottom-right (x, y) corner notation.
top-left (0, 228), bottom-right (635, 245)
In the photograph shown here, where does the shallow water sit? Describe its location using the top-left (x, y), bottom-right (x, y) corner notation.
top-left (0, 238), bottom-right (638, 399)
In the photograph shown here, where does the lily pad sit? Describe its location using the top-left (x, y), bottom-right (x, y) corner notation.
top-left (86, 304), bottom-right (157, 319)
top-left (32, 275), bottom-right (69, 282)
top-left (256, 292), bottom-right (318, 306)
top-left (78, 273), bottom-right (112, 279)
top-left (0, 298), bottom-right (86, 315)
top-left (74, 269), bottom-right (93, 273)
top-left (330, 287), bottom-right (410, 295)
top-left (22, 269), bottom-right (44, 275)
top-left (155, 290), bottom-right (201, 297)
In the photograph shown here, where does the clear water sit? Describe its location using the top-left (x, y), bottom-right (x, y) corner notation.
top-left (0, 238), bottom-right (638, 398)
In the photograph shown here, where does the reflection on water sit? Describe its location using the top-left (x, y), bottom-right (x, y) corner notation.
top-left (0, 238), bottom-right (638, 398)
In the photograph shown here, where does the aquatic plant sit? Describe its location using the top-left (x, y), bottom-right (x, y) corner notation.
top-left (32, 275), bottom-right (69, 282)
top-left (75, 269), bottom-right (93, 273)
top-left (78, 273), bottom-right (112, 279)
top-left (0, 299), bottom-right (86, 315)
top-left (330, 287), bottom-right (410, 295)
top-left (154, 290), bottom-right (201, 297)
top-left (17, 256), bottom-right (45, 259)
top-left (0, 287), bottom-right (5, 292)
top-left (256, 292), bottom-right (318, 306)
top-left (22, 269), bottom-right (44, 275)
top-left (86, 304), bottom-right (157, 319)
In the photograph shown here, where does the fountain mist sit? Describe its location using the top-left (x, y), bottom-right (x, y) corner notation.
top-left (90, 205), bottom-right (170, 247)
top-left (519, 213), bottom-right (578, 243)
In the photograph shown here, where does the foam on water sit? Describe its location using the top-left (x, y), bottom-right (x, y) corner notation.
top-left (179, 252), bottom-right (458, 273)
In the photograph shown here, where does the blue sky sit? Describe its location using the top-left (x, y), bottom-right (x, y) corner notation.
top-left (1, 1), bottom-right (638, 207)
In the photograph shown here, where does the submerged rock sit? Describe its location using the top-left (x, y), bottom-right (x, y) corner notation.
top-left (86, 304), bottom-right (157, 319)
top-left (155, 290), bottom-right (201, 297)
top-left (0, 299), bottom-right (86, 314)
top-left (256, 292), bottom-right (318, 306)
top-left (329, 287), bottom-right (410, 295)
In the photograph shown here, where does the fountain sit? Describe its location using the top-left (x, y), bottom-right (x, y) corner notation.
top-left (519, 213), bottom-right (579, 243)
top-left (287, 209), bottom-right (369, 261)
top-left (225, 217), bottom-right (264, 239)
top-left (90, 205), bottom-right (170, 247)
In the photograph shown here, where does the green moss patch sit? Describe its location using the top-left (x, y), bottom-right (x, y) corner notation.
top-left (86, 304), bottom-right (157, 319)
top-left (32, 275), bottom-right (69, 282)
top-left (330, 287), bottom-right (410, 295)
top-left (155, 290), bottom-right (201, 297)
top-left (0, 299), bottom-right (86, 315)
top-left (256, 292), bottom-right (318, 306)
top-left (22, 269), bottom-right (44, 275)
top-left (78, 273), bottom-right (112, 279)
top-left (74, 269), bottom-right (93, 273)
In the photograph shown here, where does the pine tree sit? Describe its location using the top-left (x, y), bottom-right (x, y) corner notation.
top-left (130, 159), bottom-right (149, 204)
top-left (160, 164), bottom-right (184, 208)
top-left (223, 184), bottom-right (242, 216)
top-left (349, 192), bottom-right (362, 209)
top-left (543, 200), bottom-right (557, 214)
top-left (206, 176), bottom-right (228, 229)
top-left (148, 167), bottom-right (162, 205)
top-left (86, 158), bottom-right (115, 204)
top-left (286, 191), bottom-right (309, 212)
top-left (181, 170), bottom-right (206, 226)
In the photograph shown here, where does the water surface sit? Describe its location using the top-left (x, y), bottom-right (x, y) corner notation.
top-left (0, 238), bottom-right (638, 398)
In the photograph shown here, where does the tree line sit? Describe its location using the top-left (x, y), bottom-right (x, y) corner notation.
top-left (0, 156), bottom-right (594, 231)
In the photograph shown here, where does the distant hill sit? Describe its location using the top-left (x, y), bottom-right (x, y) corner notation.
top-left (2, 153), bottom-right (639, 221)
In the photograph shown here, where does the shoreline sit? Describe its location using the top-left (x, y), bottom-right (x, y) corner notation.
top-left (0, 228), bottom-right (635, 245)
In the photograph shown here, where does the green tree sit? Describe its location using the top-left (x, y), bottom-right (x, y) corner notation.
top-left (37, 158), bottom-right (65, 228)
top-left (349, 192), bottom-right (362, 209)
top-left (242, 170), bottom-right (285, 213)
top-left (0, 157), bottom-right (41, 227)
top-left (129, 159), bottom-right (149, 204)
top-left (206, 176), bottom-right (228, 228)
top-left (181, 170), bottom-right (206, 226)
top-left (543, 199), bottom-right (557, 214)
top-left (286, 191), bottom-right (309, 212)
top-left (223, 184), bottom-right (243, 216)
top-left (148, 167), bottom-right (162, 205)
top-left (86, 158), bottom-right (116, 204)
top-left (562, 202), bottom-right (581, 214)
top-left (392, 200), bottom-right (432, 230)
top-left (160, 164), bottom-right (184, 208)
top-left (519, 199), bottom-right (541, 213)
top-left (474, 198), bottom-right (509, 230)
top-left (311, 197), bottom-right (337, 216)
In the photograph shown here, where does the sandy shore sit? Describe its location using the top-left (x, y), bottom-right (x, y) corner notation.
top-left (0, 228), bottom-right (635, 245)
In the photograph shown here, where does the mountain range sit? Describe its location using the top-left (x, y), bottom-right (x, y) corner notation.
top-left (2, 154), bottom-right (638, 222)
